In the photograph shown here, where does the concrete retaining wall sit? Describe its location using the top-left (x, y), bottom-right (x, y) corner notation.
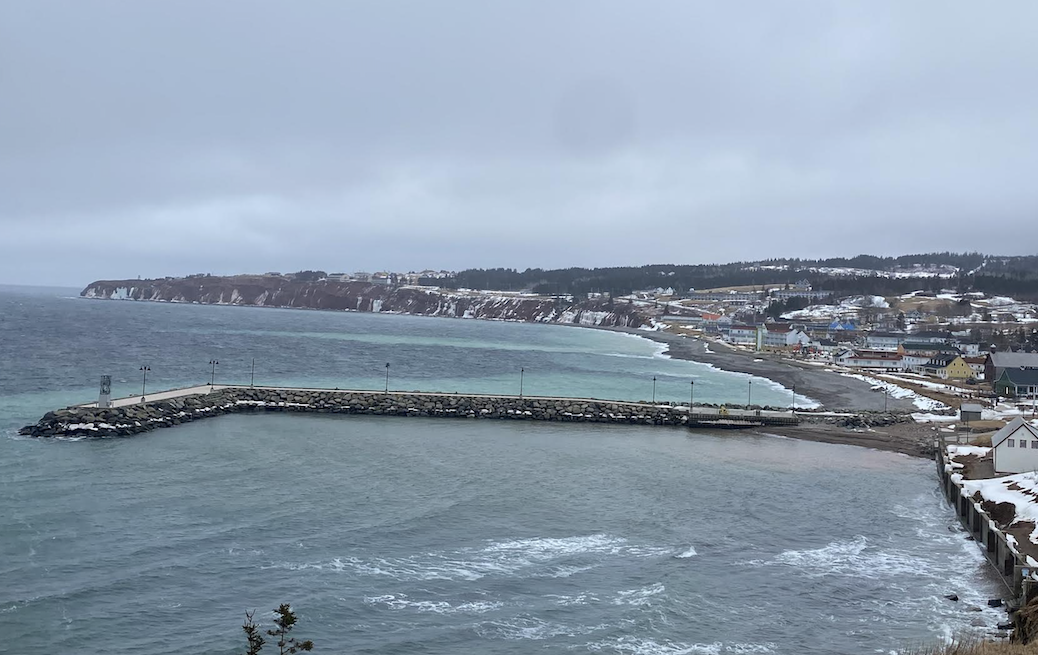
top-left (936, 445), bottom-right (1038, 608)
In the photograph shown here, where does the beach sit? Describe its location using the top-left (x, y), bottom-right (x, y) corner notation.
top-left (599, 326), bottom-right (941, 457)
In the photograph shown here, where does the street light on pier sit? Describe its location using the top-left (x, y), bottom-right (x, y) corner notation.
top-left (689, 380), bottom-right (695, 413)
top-left (520, 367), bottom-right (524, 399)
top-left (385, 363), bottom-right (390, 393)
top-left (139, 366), bottom-right (150, 402)
top-left (792, 383), bottom-right (796, 413)
top-left (748, 380), bottom-right (753, 407)
top-left (251, 358), bottom-right (255, 387)
top-left (209, 359), bottom-right (219, 386)
top-left (652, 376), bottom-right (657, 404)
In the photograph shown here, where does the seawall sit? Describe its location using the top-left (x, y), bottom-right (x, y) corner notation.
top-left (935, 444), bottom-right (1038, 609)
top-left (18, 386), bottom-right (811, 439)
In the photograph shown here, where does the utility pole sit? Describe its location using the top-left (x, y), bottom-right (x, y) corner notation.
top-left (139, 365), bottom-right (150, 402)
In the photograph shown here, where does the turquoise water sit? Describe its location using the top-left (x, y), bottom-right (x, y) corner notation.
top-left (0, 287), bottom-right (805, 436)
top-left (0, 286), bottom-right (1004, 654)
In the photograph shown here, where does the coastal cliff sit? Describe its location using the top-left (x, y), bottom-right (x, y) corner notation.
top-left (81, 275), bottom-right (647, 327)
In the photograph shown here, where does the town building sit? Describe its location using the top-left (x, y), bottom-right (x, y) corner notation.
top-left (922, 355), bottom-right (973, 380)
top-left (963, 355), bottom-right (987, 380)
top-left (762, 325), bottom-right (812, 349)
top-left (688, 290), bottom-right (763, 303)
top-left (865, 332), bottom-right (908, 350)
top-left (994, 368), bottom-right (1038, 398)
top-left (958, 343), bottom-right (981, 357)
top-left (839, 350), bottom-right (906, 370)
top-left (959, 403), bottom-right (984, 424)
top-left (985, 351), bottom-right (1038, 385)
top-left (770, 289), bottom-right (834, 301)
top-left (992, 417), bottom-right (1038, 474)
top-left (907, 330), bottom-right (953, 344)
top-left (897, 343), bottom-right (962, 359)
top-left (727, 325), bottom-right (764, 348)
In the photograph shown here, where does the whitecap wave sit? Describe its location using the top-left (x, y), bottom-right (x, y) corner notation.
top-left (612, 582), bottom-right (666, 606)
top-left (585, 637), bottom-right (777, 654)
top-left (752, 536), bottom-right (957, 581)
top-left (269, 533), bottom-right (670, 582)
top-left (674, 546), bottom-right (698, 559)
top-left (363, 593), bottom-right (502, 614)
top-left (474, 615), bottom-right (609, 640)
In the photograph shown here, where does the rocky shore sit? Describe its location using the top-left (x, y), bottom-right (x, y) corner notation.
top-left (81, 276), bottom-right (645, 328)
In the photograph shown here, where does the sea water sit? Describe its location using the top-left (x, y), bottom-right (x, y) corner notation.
top-left (0, 286), bottom-right (1003, 654)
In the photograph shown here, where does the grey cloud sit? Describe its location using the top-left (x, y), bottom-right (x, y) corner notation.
top-left (2, 1), bottom-right (1037, 285)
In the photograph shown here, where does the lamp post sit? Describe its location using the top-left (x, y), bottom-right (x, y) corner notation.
top-left (209, 359), bottom-right (219, 386)
top-left (748, 380), bottom-right (753, 407)
top-left (792, 383), bottom-right (796, 413)
top-left (690, 380), bottom-right (695, 412)
top-left (652, 376), bottom-right (657, 404)
top-left (884, 387), bottom-right (889, 412)
top-left (139, 365), bottom-right (150, 402)
top-left (251, 358), bottom-right (255, 387)
top-left (520, 367), bottom-right (524, 398)
top-left (384, 363), bottom-right (390, 393)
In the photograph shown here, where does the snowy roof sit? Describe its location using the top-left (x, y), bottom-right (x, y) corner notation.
top-left (992, 417), bottom-right (1038, 449)
top-left (900, 342), bottom-right (960, 352)
top-left (990, 352), bottom-right (1038, 368)
top-left (960, 403), bottom-right (984, 413)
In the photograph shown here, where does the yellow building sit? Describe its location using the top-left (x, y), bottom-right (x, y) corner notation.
top-left (924, 355), bottom-right (973, 380)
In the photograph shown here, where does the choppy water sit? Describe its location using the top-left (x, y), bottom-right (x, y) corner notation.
top-left (0, 286), bottom-right (1004, 654)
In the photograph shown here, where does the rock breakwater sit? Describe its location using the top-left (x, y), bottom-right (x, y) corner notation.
top-left (17, 386), bottom-right (826, 439)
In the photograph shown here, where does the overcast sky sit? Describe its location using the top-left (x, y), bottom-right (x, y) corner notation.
top-left (2, 1), bottom-right (1037, 286)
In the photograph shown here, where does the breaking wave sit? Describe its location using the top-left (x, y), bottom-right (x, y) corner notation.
top-left (268, 534), bottom-right (672, 582)
top-left (751, 536), bottom-right (938, 579)
top-left (584, 637), bottom-right (777, 654)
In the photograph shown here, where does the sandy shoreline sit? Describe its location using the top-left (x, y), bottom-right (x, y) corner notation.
top-left (600, 326), bottom-right (917, 412)
top-left (595, 326), bottom-right (936, 457)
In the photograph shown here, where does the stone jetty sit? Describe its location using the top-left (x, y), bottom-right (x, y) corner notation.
top-left (18, 385), bottom-right (813, 439)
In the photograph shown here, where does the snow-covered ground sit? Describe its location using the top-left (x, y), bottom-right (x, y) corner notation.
top-left (779, 295), bottom-right (889, 321)
top-left (838, 372), bottom-right (951, 412)
top-left (960, 471), bottom-right (1038, 567)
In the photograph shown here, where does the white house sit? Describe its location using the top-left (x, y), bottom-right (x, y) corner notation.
top-left (899, 353), bottom-right (929, 372)
top-left (865, 332), bottom-right (907, 351)
top-left (992, 417), bottom-right (1038, 474)
top-left (727, 325), bottom-right (764, 349)
top-left (959, 343), bottom-right (981, 357)
top-left (762, 325), bottom-right (812, 349)
top-left (840, 350), bottom-right (906, 370)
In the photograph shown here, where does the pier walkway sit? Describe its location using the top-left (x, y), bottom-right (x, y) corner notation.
top-left (75, 384), bottom-right (801, 427)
